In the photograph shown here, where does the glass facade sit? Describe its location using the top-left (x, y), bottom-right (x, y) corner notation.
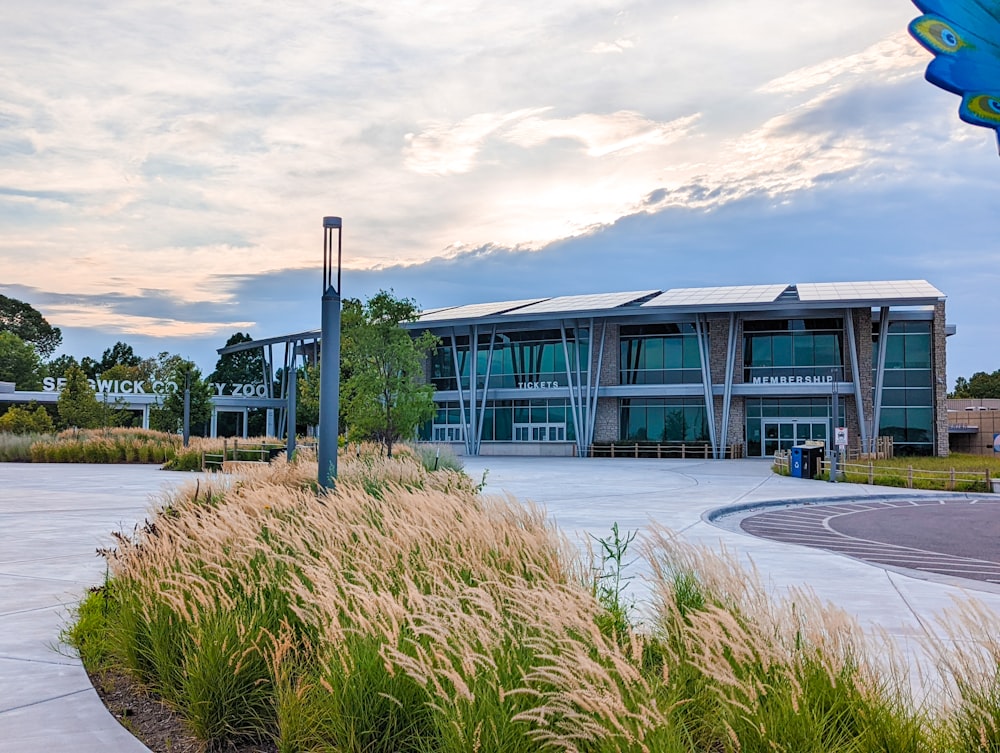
top-left (745, 398), bottom-right (846, 457)
top-left (423, 399), bottom-right (577, 443)
top-left (873, 321), bottom-right (933, 455)
top-left (620, 323), bottom-right (702, 385)
top-left (619, 398), bottom-right (709, 443)
top-left (744, 318), bottom-right (844, 382)
top-left (431, 330), bottom-right (588, 391)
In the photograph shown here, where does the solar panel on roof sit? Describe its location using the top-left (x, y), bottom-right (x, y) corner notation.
top-left (507, 290), bottom-right (660, 316)
top-left (796, 280), bottom-right (943, 302)
top-left (417, 298), bottom-right (547, 322)
top-left (642, 284), bottom-right (788, 307)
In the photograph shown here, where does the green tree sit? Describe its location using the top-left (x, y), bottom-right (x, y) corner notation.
top-left (209, 332), bottom-right (266, 436)
top-left (951, 370), bottom-right (1000, 399)
top-left (0, 294), bottom-right (62, 358)
top-left (341, 290), bottom-right (438, 457)
top-left (0, 331), bottom-right (45, 390)
top-left (297, 363), bottom-right (321, 431)
top-left (0, 404), bottom-right (55, 434)
top-left (57, 365), bottom-right (102, 429)
top-left (158, 361), bottom-right (213, 436)
top-left (47, 354), bottom-right (79, 380)
top-left (97, 341), bottom-right (142, 375)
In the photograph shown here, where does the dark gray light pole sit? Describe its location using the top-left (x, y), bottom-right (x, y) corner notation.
top-left (183, 370), bottom-right (191, 448)
top-left (829, 371), bottom-right (839, 483)
top-left (318, 216), bottom-right (343, 489)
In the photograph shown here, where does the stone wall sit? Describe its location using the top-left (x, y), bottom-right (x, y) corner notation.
top-left (933, 300), bottom-right (949, 456)
top-left (592, 322), bottom-right (620, 443)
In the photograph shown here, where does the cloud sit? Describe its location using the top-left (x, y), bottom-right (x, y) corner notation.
top-left (590, 38), bottom-right (635, 54)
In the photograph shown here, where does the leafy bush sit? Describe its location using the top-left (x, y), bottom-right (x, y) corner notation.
top-left (0, 404), bottom-right (55, 434)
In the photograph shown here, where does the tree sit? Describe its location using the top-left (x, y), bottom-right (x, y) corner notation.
top-left (0, 332), bottom-right (45, 390)
top-left (297, 363), bottom-right (321, 431)
top-left (57, 366), bottom-right (102, 428)
top-left (47, 354), bottom-right (79, 380)
top-left (0, 294), bottom-right (62, 358)
top-left (98, 341), bottom-right (142, 374)
top-left (341, 290), bottom-right (438, 457)
top-left (951, 370), bottom-right (1000, 399)
top-left (157, 361), bottom-right (213, 436)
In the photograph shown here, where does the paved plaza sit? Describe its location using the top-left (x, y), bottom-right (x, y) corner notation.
top-left (3, 457), bottom-right (1000, 751)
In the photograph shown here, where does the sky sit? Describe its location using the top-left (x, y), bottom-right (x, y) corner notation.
top-left (1, 0), bottom-right (998, 385)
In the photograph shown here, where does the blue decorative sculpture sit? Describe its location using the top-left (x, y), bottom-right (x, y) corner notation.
top-left (909, 0), bottom-right (1000, 151)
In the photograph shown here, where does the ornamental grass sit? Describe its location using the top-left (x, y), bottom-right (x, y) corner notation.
top-left (68, 446), bottom-right (1000, 752)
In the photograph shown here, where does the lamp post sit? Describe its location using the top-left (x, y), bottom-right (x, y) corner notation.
top-left (829, 369), bottom-right (839, 483)
top-left (183, 370), bottom-right (191, 448)
top-left (318, 216), bottom-right (343, 489)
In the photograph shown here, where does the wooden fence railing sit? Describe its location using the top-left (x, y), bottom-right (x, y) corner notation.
top-left (203, 439), bottom-right (317, 471)
top-left (773, 450), bottom-right (994, 492)
top-left (588, 443), bottom-right (744, 459)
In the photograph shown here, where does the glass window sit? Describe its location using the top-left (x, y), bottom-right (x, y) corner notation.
top-left (771, 334), bottom-right (792, 367)
top-left (793, 333), bottom-right (814, 367)
top-left (664, 338), bottom-right (682, 370)
top-left (904, 334), bottom-right (931, 369)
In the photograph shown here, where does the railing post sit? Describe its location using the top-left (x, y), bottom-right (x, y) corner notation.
top-left (949, 468), bottom-right (955, 491)
top-left (907, 465), bottom-right (913, 489)
top-left (634, 443), bottom-right (639, 458)
top-left (868, 460), bottom-right (874, 485)
top-left (611, 443), bottom-right (615, 458)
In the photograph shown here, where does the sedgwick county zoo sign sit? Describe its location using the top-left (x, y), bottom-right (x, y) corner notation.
top-left (42, 378), bottom-right (271, 398)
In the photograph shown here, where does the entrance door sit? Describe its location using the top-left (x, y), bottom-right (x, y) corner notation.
top-left (761, 420), bottom-right (828, 457)
top-left (514, 423), bottom-right (566, 442)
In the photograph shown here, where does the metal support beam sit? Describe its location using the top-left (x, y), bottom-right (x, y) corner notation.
top-left (560, 322), bottom-right (584, 456)
top-left (720, 312), bottom-right (738, 459)
top-left (845, 309), bottom-right (869, 453)
top-left (695, 315), bottom-right (718, 458)
top-left (287, 363), bottom-right (296, 459)
top-left (475, 326), bottom-right (497, 454)
top-left (469, 325), bottom-right (479, 455)
top-left (872, 306), bottom-right (890, 453)
top-left (450, 328), bottom-right (472, 454)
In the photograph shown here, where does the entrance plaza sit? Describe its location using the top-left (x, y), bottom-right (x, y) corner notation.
top-left (2, 458), bottom-right (999, 750)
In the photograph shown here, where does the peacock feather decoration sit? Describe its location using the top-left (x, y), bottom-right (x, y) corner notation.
top-left (909, 0), bottom-right (1000, 152)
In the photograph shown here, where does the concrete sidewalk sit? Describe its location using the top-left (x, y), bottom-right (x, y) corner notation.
top-left (0, 464), bottom-right (200, 753)
top-left (2, 457), bottom-right (999, 751)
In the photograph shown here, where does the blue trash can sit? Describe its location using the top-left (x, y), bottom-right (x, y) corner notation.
top-left (790, 446), bottom-right (804, 478)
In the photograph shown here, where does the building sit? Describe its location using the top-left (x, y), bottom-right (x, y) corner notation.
top-left (947, 399), bottom-right (1000, 455)
top-left (402, 280), bottom-right (951, 458)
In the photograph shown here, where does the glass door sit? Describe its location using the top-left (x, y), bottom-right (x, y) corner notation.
top-left (761, 420), bottom-right (828, 457)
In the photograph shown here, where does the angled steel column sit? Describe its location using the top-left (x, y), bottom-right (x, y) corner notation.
top-left (469, 325), bottom-right (479, 455)
top-left (560, 322), bottom-right (584, 456)
top-left (475, 326), bottom-right (497, 454)
top-left (587, 320), bottom-right (607, 449)
top-left (318, 216), bottom-right (343, 489)
top-left (449, 328), bottom-right (471, 454)
top-left (872, 307), bottom-right (890, 452)
top-left (695, 315), bottom-right (718, 458)
top-left (720, 313), bottom-right (737, 459)
top-left (845, 309), bottom-right (869, 453)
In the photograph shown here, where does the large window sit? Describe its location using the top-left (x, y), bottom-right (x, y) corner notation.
top-left (620, 323), bottom-right (702, 385)
top-left (619, 398), bottom-right (709, 443)
top-left (431, 331), bottom-right (588, 391)
top-left (421, 399), bottom-right (578, 442)
top-left (873, 320), bottom-right (933, 455)
top-left (743, 319), bottom-right (844, 382)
